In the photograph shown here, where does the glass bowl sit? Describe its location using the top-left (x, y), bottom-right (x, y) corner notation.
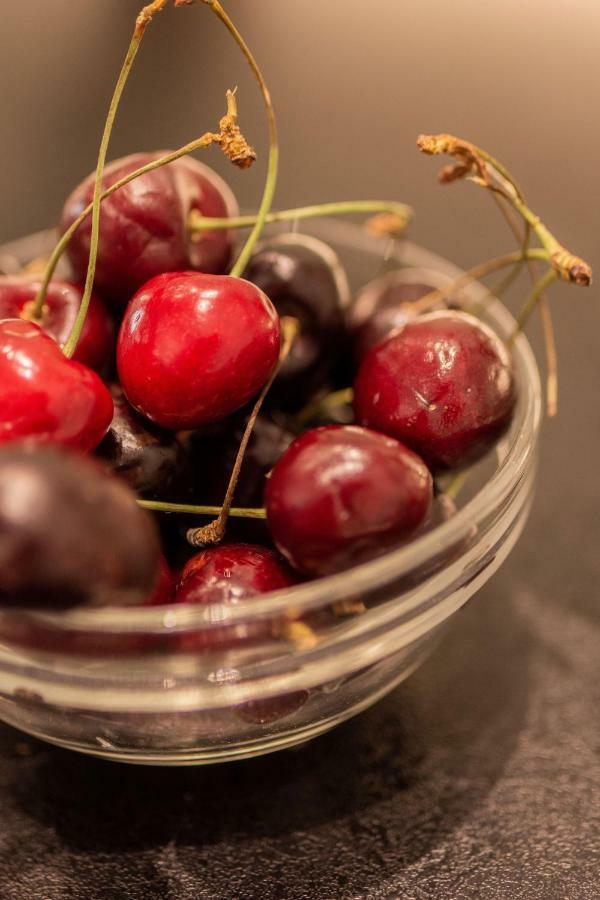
top-left (0, 220), bottom-right (542, 765)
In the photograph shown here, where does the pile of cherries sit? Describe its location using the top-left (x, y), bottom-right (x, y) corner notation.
top-left (0, 150), bottom-right (516, 627)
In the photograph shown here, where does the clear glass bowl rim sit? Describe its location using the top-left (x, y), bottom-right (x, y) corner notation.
top-left (3, 221), bottom-right (542, 635)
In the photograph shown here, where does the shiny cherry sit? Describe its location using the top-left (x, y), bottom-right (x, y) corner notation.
top-left (61, 153), bottom-right (238, 306)
top-left (0, 319), bottom-right (113, 451)
top-left (175, 543), bottom-right (297, 606)
top-left (243, 234), bottom-right (349, 407)
top-left (163, 543), bottom-right (298, 653)
top-left (0, 444), bottom-right (160, 609)
top-left (349, 269), bottom-right (448, 362)
top-left (354, 310), bottom-right (516, 471)
top-left (117, 272), bottom-right (281, 430)
top-left (97, 384), bottom-right (188, 498)
top-left (0, 276), bottom-right (114, 372)
top-left (265, 425), bottom-right (433, 576)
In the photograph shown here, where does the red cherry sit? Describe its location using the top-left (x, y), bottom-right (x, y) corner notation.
top-left (0, 319), bottom-right (113, 452)
top-left (175, 542), bottom-right (297, 606)
top-left (61, 153), bottom-right (238, 305)
top-left (354, 310), bottom-right (516, 471)
top-left (265, 425), bottom-right (433, 576)
top-left (117, 272), bottom-right (281, 430)
top-left (0, 276), bottom-right (114, 372)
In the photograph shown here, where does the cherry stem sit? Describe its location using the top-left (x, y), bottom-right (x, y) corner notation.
top-left (202, 0), bottom-right (279, 278)
top-left (408, 248), bottom-right (548, 316)
top-left (189, 200), bottom-right (413, 237)
top-left (61, 3), bottom-right (163, 359)
top-left (138, 500), bottom-right (267, 519)
top-left (186, 316), bottom-right (299, 548)
top-left (30, 91), bottom-right (253, 322)
top-left (509, 268), bottom-right (558, 344)
top-left (417, 133), bottom-right (592, 287)
top-left (489, 191), bottom-right (559, 418)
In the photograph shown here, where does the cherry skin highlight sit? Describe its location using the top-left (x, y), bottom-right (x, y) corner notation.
top-left (0, 319), bottom-right (113, 452)
top-left (265, 425), bottom-right (433, 576)
top-left (61, 153), bottom-right (238, 306)
top-left (244, 233), bottom-right (350, 407)
top-left (0, 276), bottom-right (114, 373)
top-left (354, 310), bottom-right (516, 471)
top-left (117, 272), bottom-right (281, 430)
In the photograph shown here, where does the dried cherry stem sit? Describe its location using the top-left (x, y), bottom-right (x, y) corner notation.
top-left (189, 200), bottom-right (413, 238)
top-left (186, 316), bottom-right (299, 548)
top-left (31, 90), bottom-right (254, 322)
top-left (60, 3), bottom-right (174, 359)
top-left (509, 269), bottom-right (558, 344)
top-left (201, 0), bottom-right (278, 277)
top-left (138, 500), bottom-right (266, 519)
top-left (417, 133), bottom-right (592, 287)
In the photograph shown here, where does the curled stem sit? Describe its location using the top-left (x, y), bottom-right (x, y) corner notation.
top-left (189, 199), bottom-right (413, 237)
top-left (202, 0), bottom-right (278, 277)
top-left (186, 316), bottom-right (299, 547)
top-left (417, 133), bottom-right (592, 286)
top-left (31, 90), bottom-right (254, 322)
top-left (138, 500), bottom-right (266, 519)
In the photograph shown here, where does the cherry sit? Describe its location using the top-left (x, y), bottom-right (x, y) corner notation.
top-left (156, 543), bottom-right (298, 652)
top-left (354, 310), bottom-right (516, 471)
top-left (175, 542), bottom-right (297, 606)
top-left (61, 153), bottom-right (238, 306)
top-left (243, 234), bottom-right (349, 407)
top-left (265, 425), bottom-right (433, 576)
top-left (0, 276), bottom-right (114, 373)
top-left (349, 269), bottom-right (449, 362)
top-left (0, 444), bottom-right (160, 609)
top-left (0, 319), bottom-right (113, 452)
top-left (117, 272), bottom-right (281, 430)
top-left (97, 384), bottom-right (188, 498)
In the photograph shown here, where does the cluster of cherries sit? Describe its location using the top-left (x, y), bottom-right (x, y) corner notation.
top-left (0, 149), bottom-right (516, 627)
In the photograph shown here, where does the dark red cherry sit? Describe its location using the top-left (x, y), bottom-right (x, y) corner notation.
top-left (243, 234), bottom-right (349, 407)
top-left (166, 543), bottom-right (298, 652)
top-left (354, 310), bottom-right (516, 471)
top-left (175, 543), bottom-right (297, 606)
top-left (0, 319), bottom-right (113, 452)
top-left (97, 384), bottom-right (188, 498)
top-left (0, 276), bottom-right (114, 372)
top-left (349, 269), bottom-right (449, 362)
top-left (117, 272), bottom-right (281, 430)
top-left (0, 444), bottom-right (160, 609)
top-left (61, 153), bottom-right (238, 306)
top-left (265, 425), bottom-right (433, 576)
